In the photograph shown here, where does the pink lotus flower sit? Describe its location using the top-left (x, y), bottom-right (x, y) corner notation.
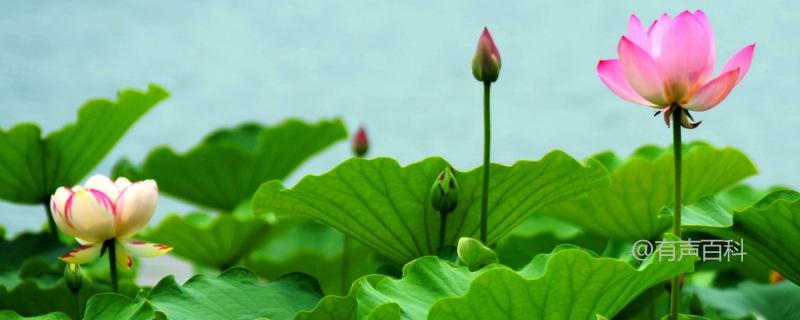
top-left (597, 10), bottom-right (754, 128)
top-left (51, 175), bottom-right (171, 268)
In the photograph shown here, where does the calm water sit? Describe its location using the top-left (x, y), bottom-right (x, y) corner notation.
top-left (1, 1), bottom-right (799, 281)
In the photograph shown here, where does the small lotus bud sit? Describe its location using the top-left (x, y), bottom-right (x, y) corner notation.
top-left (352, 126), bottom-right (369, 157)
top-left (770, 270), bottom-right (784, 284)
top-left (64, 263), bottom-right (83, 293)
top-left (430, 166), bottom-right (459, 215)
top-left (472, 27), bottom-right (501, 83)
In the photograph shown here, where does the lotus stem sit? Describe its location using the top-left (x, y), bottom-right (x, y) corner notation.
top-left (340, 236), bottom-right (352, 294)
top-left (669, 103), bottom-right (683, 320)
top-left (44, 202), bottom-right (58, 238)
top-left (480, 82), bottom-right (491, 244)
top-left (105, 239), bottom-right (119, 293)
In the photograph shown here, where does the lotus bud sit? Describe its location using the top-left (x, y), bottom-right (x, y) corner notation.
top-left (430, 166), bottom-right (459, 215)
top-left (352, 126), bottom-right (369, 158)
top-left (64, 263), bottom-right (83, 293)
top-left (472, 27), bottom-right (501, 83)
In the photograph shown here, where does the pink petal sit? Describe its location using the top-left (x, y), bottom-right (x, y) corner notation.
top-left (617, 36), bottom-right (669, 106)
top-left (683, 69), bottom-right (740, 111)
top-left (657, 11), bottom-right (712, 102)
top-left (59, 244), bottom-right (102, 264)
top-left (85, 175), bottom-right (121, 202)
top-left (51, 187), bottom-right (80, 237)
top-left (114, 180), bottom-right (158, 239)
top-left (115, 240), bottom-right (134, 269)
top-left (647, 13), bottom-right (671, 57)
top-left (721, 44), bottom-right (756, 84)
top-left (597, 59), bottom-right (655, 107)
top-left (123, 240), bottom-right (173, 257)
top-left (693, 10), bottom-right (716, 84)
top-left (627, 15), bottom-right (651, 53)
top-left (480, 27), bottom-right (501, 64)
top-left (65, 188), bottom-right (116, 243)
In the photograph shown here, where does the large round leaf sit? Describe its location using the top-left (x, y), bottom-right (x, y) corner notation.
top-left (688, 281), bottom-right (800, 319)
top-left (682, 190), bottom-right (800, 285)
top-left (146, 267), bottom-right (323, 320)
top-left (297, 236), bottom-right (695, 320)
top-left (253, 151), bottom-right (609, 264)
top-left (245, 219), bottom-right (381, 295)
top-left (82, 293), bottom-right (156, 320)
top-left (116, 118), bottom-right (347, 211)
top-left (0, 276), bottom-right (138, 319)
top-left (540, 142), bottom-right (757, 241)
top-left (0, 85), bottom-right (168, 204)
top-left (142, 211), bottom-right (271, 270)
top-left (494, 215), bottom-right (606, 269)
top-left (0, 311), bottom-right (70, 320)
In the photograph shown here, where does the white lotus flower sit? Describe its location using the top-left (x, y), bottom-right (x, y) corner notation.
top-left (51, 175), bottom-right (171, 268)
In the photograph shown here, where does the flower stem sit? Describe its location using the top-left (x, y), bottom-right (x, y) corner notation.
top-left (43, 202), bottom-right (58, 238)
top-left (106, 239), bottom-right (119, 293)
top-left (669, 104), bottom-right (683, 320)
top-left (438, 213), bottom-right (448, 250)
top-left (340, 235), bottom-right (352, 294)
top-left (480, 81), bottom-right (491, 244)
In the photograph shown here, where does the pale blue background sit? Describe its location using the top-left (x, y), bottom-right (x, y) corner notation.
top-left (1, 1), bottom-right (798, 236)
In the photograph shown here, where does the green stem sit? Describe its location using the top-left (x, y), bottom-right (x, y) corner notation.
top-left (74, 293), bottom-right (81, 319)
top-left (106, 239), bottom-right (118, 293)
top-left (480, 81), bottom-right (491, 244)
top-left (340, 235), bottom-right (352, 294)
top-left (44, 203), bottom-right (58, 238)
top-left (438, 213), bottom-right (448, 250)
top-left (669, 104), bottom-right (683, 320)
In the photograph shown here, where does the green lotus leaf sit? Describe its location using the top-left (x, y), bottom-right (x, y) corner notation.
top-left (657, 315), bottom-right (710, 320)
top-left (0, 85), bottom-right (168, 204)
top-left (540, 142), bottom-right (757, 241)
top-left (117, 118), bottom-right (347, 211)
top-left (428, 237), bottom-right (695, 319)
top-left (0, 277), bottom-right (138, 319)
top-left (0, 310), bottom-right (70, 320)
top-left (294, 283), bottom-right (361, 320)
top-left (688, 281), bottom-right (800, 319)
top-left (82, 293), bottom-right (156, 320)
top-left (297, 236), bottom-right (694, 320)
top-left (245, 219), bottom-right (381, 295)
top-left (456, 237), bottom-right (497, 271)
top-left (141, 211), bottom-right (271, 270)
top-left (0, 230), bottom-right (67, 269)
top-left (253, 150), bottom-right (609, 264)
top-left (494, 215), bottom-right (606, 269)
top-left (0, 230), bottom-right (136, 293)
top-left (682, 190), bottom-right (800, 285)
top-left (714, 184), bottom-right (789, 212)
top-left (146, 267), bottom-right (323, 320)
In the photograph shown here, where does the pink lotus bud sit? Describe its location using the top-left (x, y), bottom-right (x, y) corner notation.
top-left (472, 27), bottom-right (501, 83)
top-left (352, 126), bottom-right (369, 157)
top-left (51, 174), bottom-right (172, 266)
top-left (596, 10), bottom-right (755, 122)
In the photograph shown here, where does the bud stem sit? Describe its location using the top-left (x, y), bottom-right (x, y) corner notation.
top-left (43, 202), bottom-right (58, 238)
top-left (669, 103), bottom-right (683, 320)
top-left (438, 212), bottom-right (448, 251)
top-left (105, 239), bottom-right (119, 293)
top-left (480, 81), bottom-right (491, 244)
